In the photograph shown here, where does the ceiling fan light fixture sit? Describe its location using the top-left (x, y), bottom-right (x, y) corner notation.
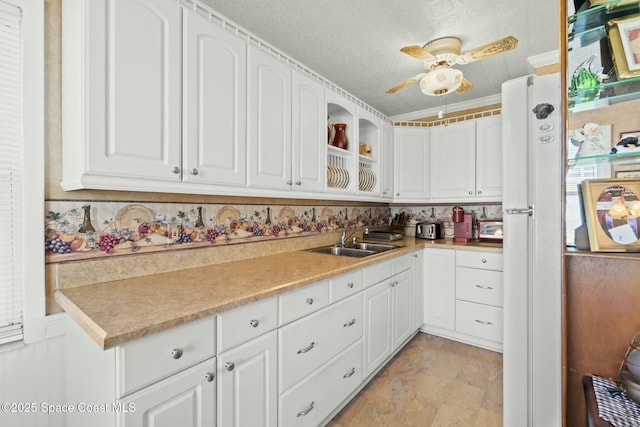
top-left (419, 67), bottom-right (463, 96)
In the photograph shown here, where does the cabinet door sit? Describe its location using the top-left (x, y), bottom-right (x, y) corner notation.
top-left (363, 279), bottom-right (392, 377)
top-left (393, 127), bottom-right (430, 200)
top-left (430, 121), bottom-right (476, 199)
top-left (183, 11), bottom-right (247, 186)
top-left (118, 358), bottom-right (215, 427)
top-left (292, 71), bottom-right (325, 192)
top-left (391, 269), bottom-right (413, 350)
top-left (85, 0), bottom-right (183, 181)
top-left (423, 248), bottom-right (456, 330)
top-left (475, 115), bottom-right (503, 199)
top-left (218, 330), bottom-right (278, 427)
top-left (248, 45), bottom-right (292, 190)
top-left (381, 121), bottom-right (394, 199)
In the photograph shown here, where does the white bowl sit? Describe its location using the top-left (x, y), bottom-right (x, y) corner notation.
top-left (626, 348), bottom-right (640, 379)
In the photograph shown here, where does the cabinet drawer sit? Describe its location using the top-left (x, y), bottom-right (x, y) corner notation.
top-left (455, 300), bottom-right (503, 343)
top-left (116, 316), bottom-right (215, 398)
top-left (279, 339), bottom-right (363, 427)
top-left (279, 280), bottom-right (330, 326)
top-left (330, 269), bottom-right (363, 303)
top-left (456, 267), bottom-right (503, 307)
top-left (364, 259), bottom-right (392, 288)
top-left (217, 295), bottom-right (278, 353)
top-left (279, 293), bottom-right (363, 391)
top-left (392, 253), bottom-right (413, 274)
top-left (456, 250), bottom-right (503, 271)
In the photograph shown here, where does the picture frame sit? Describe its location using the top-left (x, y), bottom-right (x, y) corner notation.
top-left (582, 178), bottom-right (640, 251)
top-left (607, 13), bottom-right (640, 79)
top-left (612, 163), bottom-right (640, 178)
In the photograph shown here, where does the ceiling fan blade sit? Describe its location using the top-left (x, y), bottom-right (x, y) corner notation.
top-left (385, 73), bottom-right (427, 94)
top-left (456, 78), bottom-right (473, 93)
top-left (456, 36), bottom-right (518, 65)
top-left (400, 45), bottom-right (436, 61)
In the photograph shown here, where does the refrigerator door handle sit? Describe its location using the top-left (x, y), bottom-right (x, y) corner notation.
top-left (504, 206), bottom-right (534, 219)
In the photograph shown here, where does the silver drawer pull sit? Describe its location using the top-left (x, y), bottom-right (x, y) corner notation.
top-left (249, 319), bottom-right (259, 328)
top-left (347, 282), bottom-right (354, 288)
top-left (297, 342), bottom-right (315, 354)
top-left (475, 319), bottom-right (493, 326)
top-left (475, 285), bottom-right (494, 290)
top-left (171, 348), bottom-right (183, 359)
top-left (305, 298), bottom-right (314, 305)
top-left (481, 259), bottom-right (487, 263)
top-left (343, 318), bottom-right (356, 327)
top-left (205, 372), bottom-right (215, 382)
top-left (343, 367), bottom-right (356, 379)
top-left (225, 362), bottom-right (235, 371)
top-left (297, 401), bottom-right (315, 417)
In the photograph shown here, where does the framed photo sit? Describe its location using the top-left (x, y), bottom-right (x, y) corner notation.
top-left (607, 13), bottom-right (640, 79)
top-left (620, 130), bottom-right (640, 140)
top-left (613, 163), bottom-right (640, 178)
top-left (582, 178), bottom-right (640, 251)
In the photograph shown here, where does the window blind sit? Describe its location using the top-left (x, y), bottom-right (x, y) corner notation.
top-left (0, 0), bottom-right (24, 344)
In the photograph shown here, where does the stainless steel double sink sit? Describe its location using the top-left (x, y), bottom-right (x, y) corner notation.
top-left (305, 242), bottom-right (400, 258)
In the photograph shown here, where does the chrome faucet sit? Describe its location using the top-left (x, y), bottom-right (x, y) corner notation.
top-left (341, 229), bottom-right (358, 246)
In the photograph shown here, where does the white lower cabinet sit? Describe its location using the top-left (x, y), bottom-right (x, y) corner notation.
top-left (118, 358), bottom-right (216, 427)
top-left (279, 340), bottom-right (363, 427)
top-left (217, 331), bottom-right (278, 427)
top-left (422, 248), bottom-right (456, 331)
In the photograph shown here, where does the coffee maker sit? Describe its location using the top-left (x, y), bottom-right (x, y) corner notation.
top-left (452, 206), bottom-right (473, 243)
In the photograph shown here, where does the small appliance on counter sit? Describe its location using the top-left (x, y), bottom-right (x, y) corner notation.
top-left (415, 222), bottom-right (443, 240)
top-left (477, 220), bottom-right (504, 241)
top-left (452, 206), bottom-right (473, 243)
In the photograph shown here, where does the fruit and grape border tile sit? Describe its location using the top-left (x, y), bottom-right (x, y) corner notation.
top-left (45, 201), bottom-right (391, 263)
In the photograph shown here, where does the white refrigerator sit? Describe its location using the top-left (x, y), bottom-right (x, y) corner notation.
top-left (501, 74), bottom-right (563, 426)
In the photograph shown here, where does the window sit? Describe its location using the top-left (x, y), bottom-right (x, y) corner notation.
top-left (0, 0), bottom-right (45, 345)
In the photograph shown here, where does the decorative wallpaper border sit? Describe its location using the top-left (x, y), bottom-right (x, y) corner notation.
top-left (45, 201), bottom-right (391, 263)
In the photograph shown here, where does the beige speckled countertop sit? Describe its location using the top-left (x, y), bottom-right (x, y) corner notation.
top-left (54, 238), bottom-right (501, 350)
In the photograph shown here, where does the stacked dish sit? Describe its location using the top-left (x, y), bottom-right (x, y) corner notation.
top-left (327, 165), bottom-right (350, 189)
top-left (358, 167), bottom-right (376, 192)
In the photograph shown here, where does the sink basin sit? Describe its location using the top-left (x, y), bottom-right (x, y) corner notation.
top-left (305, 242), bottom-right (400, 258)
top-left (345, 242), bottom-right (399, 252)
top-left (306, 245), bottom-right (377, 258)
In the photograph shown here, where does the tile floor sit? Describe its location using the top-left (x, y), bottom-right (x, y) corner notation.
top-left (328, 333), bottom-right (503, 426)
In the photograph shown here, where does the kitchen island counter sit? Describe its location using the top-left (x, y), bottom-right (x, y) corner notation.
top-left (55, 237), bottom-right (501, 350)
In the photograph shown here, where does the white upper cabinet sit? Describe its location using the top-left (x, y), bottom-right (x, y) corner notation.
top-left (430, 116), bottom-right (502, 202)
top-left (247, 45), bottom-right (293, 190)
top-left (291, 71), bottom-right (325, 192)
top-left (393, 126), bottom-right (430, 201)
top-left (182, 10), bottom-right (247, 186)
top-left (62, 0), bottom-right (183, 189)
top-left (430, 121), bottom-right (476, 200)
top-left (475, 115), bottom-right (503, 199)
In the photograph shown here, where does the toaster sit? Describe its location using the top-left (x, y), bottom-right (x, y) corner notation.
top-left (477, 220), bottom-right (504, 241)
top-left (415, 223), bottom-right (443, 240)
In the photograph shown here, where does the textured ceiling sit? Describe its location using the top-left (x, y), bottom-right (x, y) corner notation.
top-left (201, 0), bottom-right (559, 118)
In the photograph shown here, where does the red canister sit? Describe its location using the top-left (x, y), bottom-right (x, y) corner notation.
top-left (452, 205), bottom-right (464, 223)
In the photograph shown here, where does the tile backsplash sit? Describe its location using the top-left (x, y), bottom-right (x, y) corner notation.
top-left (45, 201), bottom-right (391, 263)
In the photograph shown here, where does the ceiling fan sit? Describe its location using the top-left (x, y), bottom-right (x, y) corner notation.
top-left (385, 35), bottom-right (518, 96)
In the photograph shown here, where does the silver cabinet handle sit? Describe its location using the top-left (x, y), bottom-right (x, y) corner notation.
top-left (286, 180), bottom-right (293, 185)
top-left (297, 342), bottom-right (315, 354)
top-left (343, 318), bottom-right (356, 327)
top-left (481, 259), bottom-right (487, 263)
top-left (477, 190), bottom-right (483, 195)
top-left (390, 281), bottom-right (398, 287)
top-left (343, 367), bottom-right (356, 379)
top-left (249, 319), bottom-right (259, 328)
top-left (171, 348), bottom-right (183, 359)
top-left (295, 180), bottom-right (301, 186)
top-left (475, 319), bottom-right (493, 326)
top-left (189, 168), bottom-right (199, 175)
top-left (468, 191), bottom-right (473, 195)
top-left (297, 401), bottom-right (314, 417)
top-left (475, 284), bottom-right (494, 290)
top-left (171, 166), bottom-right (181, 174)
top-left (205, 372), bottom-right (215, 382)
top-left (347, 282), bottom-right (354, 288)
top-left (225, 362), bottom-right (235, 371)
top-left (305, 298), bottom-right (314, 305)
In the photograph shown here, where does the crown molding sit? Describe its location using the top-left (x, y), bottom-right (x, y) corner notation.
top-left (389, 93), bottom-right (502, 122)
